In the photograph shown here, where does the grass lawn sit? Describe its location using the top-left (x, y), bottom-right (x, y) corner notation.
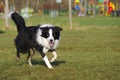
top-left (0, 15), bottom-right (120, 80)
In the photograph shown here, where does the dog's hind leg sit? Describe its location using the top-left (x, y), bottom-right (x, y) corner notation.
top-left (27, 52), bottom-right (32, 66)
top-left (16, 50), bottom-right (20, 61)
top-left (30, 48), bottom-right (35, 58)
top-left (50, 51), bottom-right (57, 63)
top-left (27, 48), bottom-right (35, 66)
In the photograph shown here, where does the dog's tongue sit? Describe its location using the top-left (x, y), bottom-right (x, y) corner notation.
top-left (49, 43), bottom-right (54, 47)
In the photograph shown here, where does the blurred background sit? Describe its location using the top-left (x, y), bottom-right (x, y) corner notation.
top-left (0, 0), bottom-right (119, 16)
top-left (0, 0), bottom-right (120, 29)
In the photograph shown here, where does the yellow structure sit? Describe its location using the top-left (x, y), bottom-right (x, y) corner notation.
top-left (75, 0), bottom-right (79, 3)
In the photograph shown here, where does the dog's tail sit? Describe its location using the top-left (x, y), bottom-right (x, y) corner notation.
top-left (8, 11), bottom-right (26, 32)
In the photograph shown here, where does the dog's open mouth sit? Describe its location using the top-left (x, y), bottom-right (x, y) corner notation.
top-left (49, 42), bottom-right (54, 47)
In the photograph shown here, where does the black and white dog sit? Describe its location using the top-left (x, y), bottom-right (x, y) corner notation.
top-left (9, 11), bottom-right (62, 69)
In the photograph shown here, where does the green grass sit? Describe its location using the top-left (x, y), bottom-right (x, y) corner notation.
top-left (0, 15), bottom-right (120, 80)
top-left (2, 14), bottom-right (120, 30)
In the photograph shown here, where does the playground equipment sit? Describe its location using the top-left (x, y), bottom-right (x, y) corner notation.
top-left (73, 0), bottom-right (118, 16)
top-left (74, 0), bottom-right (85, 16)
top-left (108, 2), bottom-right (115, 15)
top-left (97, 0), bottom-right (116, 16)
top-left (74, 0), bottom-right (80, 11)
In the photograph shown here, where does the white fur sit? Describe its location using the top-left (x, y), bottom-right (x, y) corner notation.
top-left (43, 56), bottom-right (53, 69)
top-left (43, 47), bottom-right (49, 54)
top-left (8, 11), bottom-right (15, 18)
top-left (50, 51), bottom-right (57, 62)
top-left (40, 24), bottom-right (54, 28)
top-left (36, 29), bottom-right (50, 49)
top-left (48, 29), bottom-right (54, 43)
top-left (53, 40), bottom-right (60, 49)
top-left (36, 28), bottom-right (60, 50)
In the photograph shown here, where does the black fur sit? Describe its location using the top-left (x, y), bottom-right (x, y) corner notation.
top-left (11, 12), bottom-right (26, 32)
top-left (14, 26), bottom-right (41, 58)
top-left (10, 11), bottom-right (62, 68)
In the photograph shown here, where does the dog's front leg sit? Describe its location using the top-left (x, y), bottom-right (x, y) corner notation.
top-left (50, 51), bottom-right (57, 62)
top-left (43, 56), bottom-right (53, 69)
top-left (43, 47), bottom-right (53, 69)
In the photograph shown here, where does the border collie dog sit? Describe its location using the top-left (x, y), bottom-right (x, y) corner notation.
top-left (9, 11), bottom-right (63, 69)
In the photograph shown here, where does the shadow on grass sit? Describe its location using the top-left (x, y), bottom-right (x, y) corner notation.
top-left (0, 30), bottom-right (5, 34)
top-left (32, 59), bottom-right (66, 67)
top-left (18, 59), bottom-right (66, 67)
top-left (52, 60), bottom-right (66, 66)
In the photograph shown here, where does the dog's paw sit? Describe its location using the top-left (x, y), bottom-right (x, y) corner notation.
top-left (48, 66), bottom-right (54, 69)
top-left (49, 67), bottom-right (54, 69)
top-left (28, 63), bottom-right (33, 67)
top-left (16, 57), bottom-right (20, 61)
top-left (50, 58), bottom-right (56, 63)
top-left (50, 59), bottom-right (54, 63)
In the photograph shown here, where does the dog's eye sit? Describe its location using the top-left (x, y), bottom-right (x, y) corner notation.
top-left (53, 32), bottom-right (60, 39)
top-left (53, 32), bottom-right (55, 36)
top-left (42, 32), bottom-right (49, 38)
top-left (46, 33), bottom-right (49, 37)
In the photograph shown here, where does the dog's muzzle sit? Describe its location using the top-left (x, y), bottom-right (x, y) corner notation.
top-left (49, 39), bottom-right (54, 47)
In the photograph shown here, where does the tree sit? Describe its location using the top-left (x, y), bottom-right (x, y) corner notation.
top-left (68, 0), bottom-right (72, 29)
top-left (4, 0), bottom-right (9, 28)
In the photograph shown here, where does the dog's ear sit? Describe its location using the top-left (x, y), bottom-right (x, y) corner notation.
top-left (40, 27), bottom-right (49, 31)
top-left (54, 26), bottom-right (63, 31)
top-left (38, 24), bottom-right (41, 26)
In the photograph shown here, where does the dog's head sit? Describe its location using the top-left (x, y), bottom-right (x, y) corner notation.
top-left (36, 24), bottom-right (63, 49)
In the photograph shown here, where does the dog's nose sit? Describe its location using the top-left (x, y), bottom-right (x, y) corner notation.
top-left (50, 39), bottom-right (53, 42)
